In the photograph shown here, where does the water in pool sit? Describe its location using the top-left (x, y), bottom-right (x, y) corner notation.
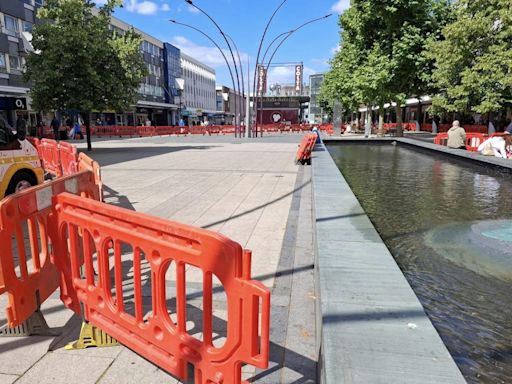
top-left (327, 143), bottom-right (512, 384)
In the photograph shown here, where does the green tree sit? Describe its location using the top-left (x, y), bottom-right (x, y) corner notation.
top-left (427, 0), bottom-right (512, 117)
top-left (25, 0), bottom-right (147, 150)
top-left (322, 0), bottom-right (452, 136)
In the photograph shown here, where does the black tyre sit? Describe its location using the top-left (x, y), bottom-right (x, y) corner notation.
top-left (5, 171), bottom-right (36, 196)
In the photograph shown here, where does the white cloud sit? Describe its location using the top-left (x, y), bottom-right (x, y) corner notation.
top-left (266, 65), bottom-right (316, 85)
top-left (187, 5), bottom-right (200, 14)
top-left (125, 0), bottom-right (158, 15)
top-left (161, 3), bottom-right (170, 11)
top-left (331, 0), bottom-right (350, 14)
top-left (171, 35), bottom-right (249, 69)
top-left (95, 0), bottom-right (108, 5)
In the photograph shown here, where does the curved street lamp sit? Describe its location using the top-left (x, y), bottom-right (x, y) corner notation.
top-left (256, 14), bottom-right (333, 136)
top-left (185, 0), bottom-right (243, 137)
top-left (169, 20), bottom-right (237, 132)
top-left (225, 33), bottom-right (246, 136)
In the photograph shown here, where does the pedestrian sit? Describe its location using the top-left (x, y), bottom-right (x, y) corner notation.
top-left (51, 115), bottom-right (60, 140)
top-left (36, 119), bottom-right (44, 138)
top-left (477, 133), bottom-right (512, 158)
top-left (145, 117), bottom-right (151, 127)
top-left (15, 115), bottom-right (27, 140)
top-left (447, 120), bottom-right (467, 149)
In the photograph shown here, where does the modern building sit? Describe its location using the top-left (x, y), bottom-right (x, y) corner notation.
top-left (96, 13), bottom-right (178, 126)
top-left (308, 73), bottom-right (325, 124)
top-left (163, 43), bottom-right (182, 125)
top-left (0, 0), bottom-right (42, 127)
top-left (215, 85), bottom-right (246, 125)
top-left (180, 54), bottom-right (216, 125)
top-left (0, 2), bottom-right (217, 129)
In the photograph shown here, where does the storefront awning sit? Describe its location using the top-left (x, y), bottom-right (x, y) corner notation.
top-left (137, 100), bottom-right (178, 109)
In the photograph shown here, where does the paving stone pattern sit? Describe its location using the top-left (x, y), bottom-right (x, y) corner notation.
top-left (0, 135), bottom-right (317, 383)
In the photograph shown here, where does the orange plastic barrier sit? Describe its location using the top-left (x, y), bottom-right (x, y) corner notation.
top-left (433, 132), bottom-right (485, 151)
top-left (296, 134), bottom-right (317, 164)
top-left (78, 152), bottom-right (103, 201)
top-left (0, 171), bottom-right (101, 327)
top-left (58, 141), bottom-right (79, 176)
top-left (434, 133), bottom-right (448, 146)
top-left (38, 139), bottom-right (62, 177)
top-left (54, 193), bottom-right (270, 383)
top-left (466, 133), bottom-right (486, 151)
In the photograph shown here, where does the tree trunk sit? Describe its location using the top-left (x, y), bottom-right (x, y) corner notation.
top-left (396, 104), bottom-right (404, 137)
top-left (378, 105), bottom-right (385, 137)
top-left (84, 111), bottom-right (92, 151)
top-left (365, 107), bottom-right (372, 137)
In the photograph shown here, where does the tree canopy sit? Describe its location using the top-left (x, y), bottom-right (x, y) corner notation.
top-left (25, 0), bottom-right (147, 149)
top-left (427, 0), bottom-right (512, 115)
top-left (321, 0), bottom-right (453, 134)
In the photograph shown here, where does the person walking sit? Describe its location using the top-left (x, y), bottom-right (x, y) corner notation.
top-left (447, 120), bottom-right (467, 149)
top-left (50, 115), bottom-right (60, 140)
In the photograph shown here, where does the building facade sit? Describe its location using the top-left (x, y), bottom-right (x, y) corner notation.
top-left (0, 1), bottom-right (217, 129)
top-left (308, 73), bottom-right (325, 124)
top-left (215, 85), bottom-right (246, 125)
top-left (0, 0), bottom-right (42, 128)
top-left (180, 54), bottom-right (216, 125)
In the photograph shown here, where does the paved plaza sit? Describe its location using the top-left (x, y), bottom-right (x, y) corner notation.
top-left (0, 134), bottom-right (317, 384)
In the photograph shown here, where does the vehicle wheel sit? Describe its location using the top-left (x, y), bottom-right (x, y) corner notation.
top-left (5, 171), bottom-right (36, 196)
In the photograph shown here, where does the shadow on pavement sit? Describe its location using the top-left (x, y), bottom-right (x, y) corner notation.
top-left (79, 145), bottom-right (215, 167)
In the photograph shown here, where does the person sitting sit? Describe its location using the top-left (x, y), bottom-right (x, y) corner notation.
top-left (477, 132), bottom-right (512, 159)
top-left (447, 120), bottom-right (467, 149)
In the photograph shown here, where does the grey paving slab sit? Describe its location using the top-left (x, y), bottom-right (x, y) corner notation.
top-left (98, 348), bottom-right (181, 384)
top-left (312, 141), bottom-right (467, 384)
top-left (0, 374), bottom-right (18, 384)
top-left (15, 353), bottom-right (113, 384)
top-left (0, 135), bottom-right (310, 383)
top-left (0, 336), bottom-right (54, 375)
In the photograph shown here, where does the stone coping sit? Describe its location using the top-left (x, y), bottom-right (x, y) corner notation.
top-left (311, 140), bottom-right (467, 383)
top-left (327, 136), bottom-right (512, 171)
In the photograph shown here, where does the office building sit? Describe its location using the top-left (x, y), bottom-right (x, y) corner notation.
top-left (180, 54), bottom-right (216, 124)
top-left (308, 74), bottom-right (325, 124)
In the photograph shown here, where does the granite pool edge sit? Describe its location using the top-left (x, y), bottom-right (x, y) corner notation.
top-left (311, 141), bottom-right (467, 383)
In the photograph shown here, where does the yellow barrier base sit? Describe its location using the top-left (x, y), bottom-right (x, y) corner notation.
top-left (65, 322), bottom-right (119, 349)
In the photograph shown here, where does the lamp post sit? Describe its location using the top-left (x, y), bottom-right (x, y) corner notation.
top-left (169, 20), bottom-right (238, 133)
top-left (252, 0), bottom-right (289, 137)
top-left (185, 0), bottom-right (242, 137)
top-left (255, 14), bottom-right (333, 136)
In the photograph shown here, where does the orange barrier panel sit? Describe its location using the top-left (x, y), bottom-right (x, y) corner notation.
top-left (54, 193), bottom-right (270, 383)
top-left (0, 171), bottom-right (101, 327)
top-left (434, 133), bottom-right (448, 146)
top-left (78, 152), bottom-right (103, 201)
top-left (38, 139), bottom-right (62, 177)
top-left (466, 133), bottom-right (486, 151)
top-left (58, 141), bottom-right (79, 176)
top-left (296, 134), bottom-right (317, 164)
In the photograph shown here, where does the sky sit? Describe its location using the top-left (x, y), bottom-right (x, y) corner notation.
top-left (95, 0), bottom-right (350, 92)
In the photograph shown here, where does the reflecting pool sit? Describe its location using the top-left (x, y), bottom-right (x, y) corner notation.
top-left (327, 143), bottom-right (512, 384)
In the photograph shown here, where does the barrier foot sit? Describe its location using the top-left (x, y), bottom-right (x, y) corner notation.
top-left (65, 322), bottom-right (119, 350)
top-left (0, 310), bottom-right (58, 337)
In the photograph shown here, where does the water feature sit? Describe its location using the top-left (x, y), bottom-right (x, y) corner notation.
top-left (327, 142), bottom-right (512, 384)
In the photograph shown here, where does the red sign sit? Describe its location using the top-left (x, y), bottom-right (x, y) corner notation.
top-left (295, 65), bottom-right (303, 94)
top-left (258, 66), bottom-right (267, 95)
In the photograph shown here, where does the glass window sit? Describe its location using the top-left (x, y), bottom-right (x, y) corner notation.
top-left (23, 21), bottom-right (33, 33)
top-left (35, 0), bottom-right (44, 6)
top-left (9, 56), bottom-right (21, 70)
top-left (0, 54), bottom-right (5, 69)
top-left (4, 15), bottom-right (19, 37)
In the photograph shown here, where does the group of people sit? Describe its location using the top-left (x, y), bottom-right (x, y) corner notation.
top-left (50, 115), bottom-right (83, 140)
top-left (447, 120), bottom-right (512, 159)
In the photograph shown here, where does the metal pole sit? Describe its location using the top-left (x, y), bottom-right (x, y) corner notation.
top-left (170, 20), bottom-right (238, 134)
top-left (226, 33), bottom-right (245, 137)
top-left (246, 56), bottom-right (250, 137)
top-left (186, 0), bottom-right (241, 137)
top-left (252, 0), bottom-right (289, 138)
